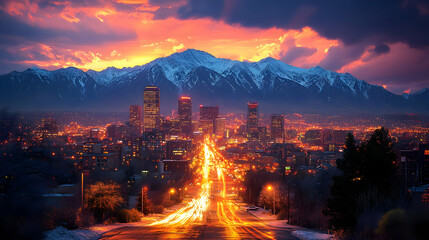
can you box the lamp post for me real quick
[81,172,84,213]
[169,188,175,201]
[267,185,276,215]
[287,180,291,223]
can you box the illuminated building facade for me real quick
[214,117,226,137]
[143,86,160,132]
[142,130,165,160]
[129,105,142,134]
[304,129,323,146]
[247,102,259,140]
[178,96,192,136]
[199,106,219,134]
[166,140,192,160]
[200,106,219,121]
[271,114,284,143]
[37,118,59,135]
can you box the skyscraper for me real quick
[199,105,219,134]
[200,106,219,120]
[214,117,226,137]
[247,102,258,140]
[143,86,160,132]
[271,114,284,143]
[178,96,192,136]
[130,105,142,134]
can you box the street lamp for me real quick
[169,188,175,201]
[267,185,276,215]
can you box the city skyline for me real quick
[1,1,429,240]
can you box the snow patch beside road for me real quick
[292,230,335,240]
[44,227,100,240]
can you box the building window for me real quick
[425,150,429,156]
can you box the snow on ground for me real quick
[292,230,335,240]
[266,220,302,229]
[237,204,276,221]
[248,208,277,221]
[44,200,191,240]
[44,227,101,240]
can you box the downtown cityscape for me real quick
[1,1,429,240]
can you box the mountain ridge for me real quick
[0,49,428,114]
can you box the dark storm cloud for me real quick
[150,0,187,20]
[319,44,367,71]
[280,46,316,64]
[374,43,391,54]
[279,39,317,64]
[177,0,429,48]
[0,12,135,46]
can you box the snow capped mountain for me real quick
[0,49,428,113]
[86,67,134,85]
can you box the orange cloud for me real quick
[0,0,339,73]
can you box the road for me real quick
[100,140,297,239]
[100,198,296,239]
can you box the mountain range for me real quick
[0,49,428,114]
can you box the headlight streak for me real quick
[149,138,275,239]
[149,139,212,227]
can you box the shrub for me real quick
[151,205,164,214]
[114,209,142,223]
[376,208,409,240]
[77,210,96,228]
[85,182,124,222]
[276,209,288,220]
[45,208,78,230]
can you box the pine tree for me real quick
[324,129,399,233]
[324,133,361,231]
[360,127,397,199]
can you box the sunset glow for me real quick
[0,0,428,93]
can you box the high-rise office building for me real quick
[271,114,284,143]
[130,105,142,134]
[178,96,192,136]
[200,106,219,121]
[247,102,259,139]
[214,117,226,137]
[143,86,160,132]
[199,105,219,134]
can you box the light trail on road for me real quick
[148,138,277,239]
[100,138,299,239]
[212,144,276,240]
[149,140,213,227]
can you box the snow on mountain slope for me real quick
[84,49,366,96]
[2,48,427,113]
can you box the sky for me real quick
[0,0,428,94]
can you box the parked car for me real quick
[246,206,259,211]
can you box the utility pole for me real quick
[81,172,84,213]
[287,180,290,223]
[273,190,276,215]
